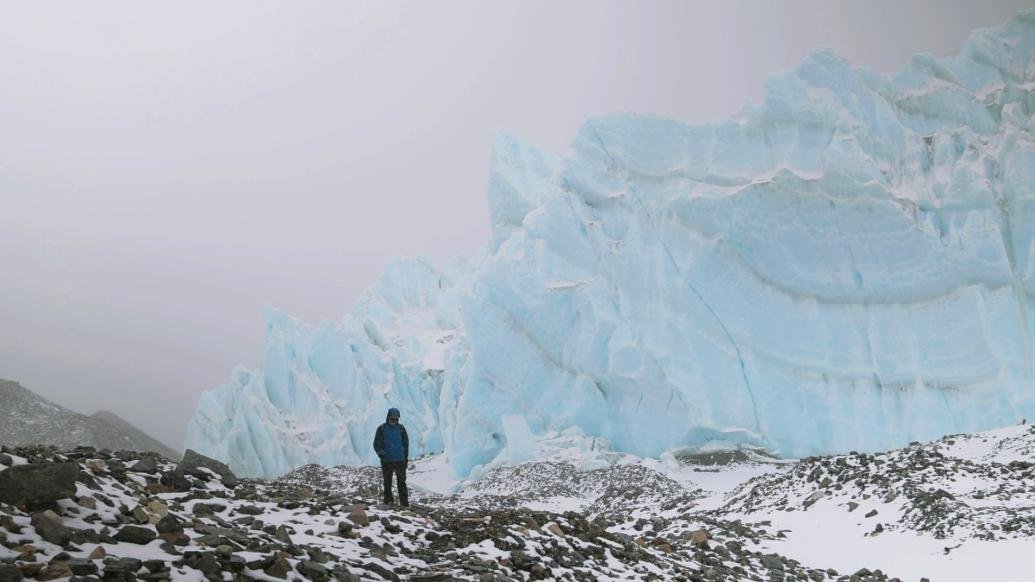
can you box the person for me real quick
[372,407,409,506]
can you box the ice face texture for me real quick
[187,11,1035,478]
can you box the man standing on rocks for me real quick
[372,407,409,507]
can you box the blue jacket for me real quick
[373,408,408,463]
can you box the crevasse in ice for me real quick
[186,10,1035,478]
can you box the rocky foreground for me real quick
[1,425,1033,581]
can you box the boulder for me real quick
[689,529,709,546]
[65,558,98,576]
[274,525,293,544]
[0,462,78,511]
[145,499,169,523]
[347,505,369,527]
[113,525,158,545]
[130,455,160,474]
[0,564,23,582]
[32,563,71,582]
[177,450,239,488]
[0,515,21,533]
[30,511,71,546]
[297,560,330,581]
[155,514,183,535]
[264,554,292,579]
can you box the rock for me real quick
[348,505,369,527]
[145,499,168,523]
[332,568,361,582]
[274,525,293,544]
[306,548,331,564]
[76,471,100,491]
[114,525,157,545]
[194,533,221,546]
[652,540,673,553]
[358,562,400,582]
[77,496,97,510]
[33,563,72,581]
[71,528,100,545]
[177,450,239,488]
[100,557,140,581]
[865,509,878,518]
[155,515,183,534]
[130,455,160,474]
[761,554,784,570]
[0,564,22,582]
[13,544,37,560]
[88,546,106,560]
[131,506,149,524]
[409,574,452,582]
[0,462,78,511]
[192,523,250,546]
[14,564,40,579]
[115,558,142,573]
[847,502,859,512]
[264,554,292,579]
[31,510,71,546]
[803,491,826,509]
[0,515,21,533]
[85,459,107,474]
[546,523,564,536]
[297,560,330,581]
[689,529,709,546]
[187,552,221,578]
[65,558,98,576]
[0,455,12,467]
[159,469,191,492]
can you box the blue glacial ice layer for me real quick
[187,10,1035,478]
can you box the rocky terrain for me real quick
[719,425,1035,544]
[0,425,1032,581]
[0,380,178,460]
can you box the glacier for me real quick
[187,10,1035,479]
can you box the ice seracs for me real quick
[188,9,1035,479]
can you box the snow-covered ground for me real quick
[281,423,1035,581]
[2,423,1032,580]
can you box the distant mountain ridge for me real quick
[0,379,179,459]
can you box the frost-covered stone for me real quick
[187,10,1035,479]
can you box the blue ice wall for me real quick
[187,10,1035,478]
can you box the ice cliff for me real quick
[187,10,1035,478]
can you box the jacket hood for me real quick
[386,407,401,421]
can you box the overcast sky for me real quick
[1,0,1030,449]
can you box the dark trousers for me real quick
[381,461,408,505]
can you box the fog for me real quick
[1,0,1029,449]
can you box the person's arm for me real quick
[401,425,409,460]
[373,425,385,459]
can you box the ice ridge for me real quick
[187,10,1035,478]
